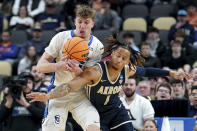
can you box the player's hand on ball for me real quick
[67,59,83,75]
[26,92,49,103]
[55,56,72,71]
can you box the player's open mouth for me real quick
[80,31,85,34]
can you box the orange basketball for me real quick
[62,37,89,62]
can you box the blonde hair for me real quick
[76,5,96,19]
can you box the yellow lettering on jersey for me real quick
[113,86,118,94]
[103,86,109,95]
[108,86,113,95]
[97,86,104,94]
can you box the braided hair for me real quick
[102,35,145,69]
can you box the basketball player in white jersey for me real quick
[36,5,104,131]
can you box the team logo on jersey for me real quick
[119,75,123,84]
[101,79,107,82]
[90,47,93,51]
[55,115,60,124]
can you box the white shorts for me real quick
[42,89,100,131]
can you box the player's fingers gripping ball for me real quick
[62,37,89,62]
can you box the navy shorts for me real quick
[100,104,133,131]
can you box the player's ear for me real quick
[91,21,95,28]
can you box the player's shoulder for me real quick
[92,35,103,47]
[55,30,72,38]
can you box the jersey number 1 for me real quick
[104,95,111,105]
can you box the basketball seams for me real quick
[70,48,89,55]
[62,37,89,62]
[65,39,72,53]
[67,40,86,54]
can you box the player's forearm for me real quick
[46,83,72,100]
[37,60,57,73]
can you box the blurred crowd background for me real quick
[0,0,197,131]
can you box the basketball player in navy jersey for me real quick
[27,36,191,131]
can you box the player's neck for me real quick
[106,62,122,78]
[106,62,121,81]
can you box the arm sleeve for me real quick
[10,17,17,26]
[28,0,45,17]
[1,45,19,59]
[135,66,170,77]
[143,100,155,120]
[12,0,21,15]
[26,102,45,119]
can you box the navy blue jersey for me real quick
[86,61,126,113]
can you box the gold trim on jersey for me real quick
[104,62,121,84]
[86,63,103,99]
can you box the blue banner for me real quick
[155,117,196,131]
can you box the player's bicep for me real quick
[39,52,54,63]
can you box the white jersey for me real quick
[45,30,104,87]
[42,30,103,131]
[120,94,155,130]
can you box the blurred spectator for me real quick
[140,42,161,68]
[18,26,47,58]
[176,0,197,10]
[94,0,120,33]
[170,79,186,99]
[0,12,8,33]
[155,83,172,100]
[183,64,191,73]
[137,80,151,100]
[17,45,39,74]
[12,0,45,18]
[187,3,197,31]
[123,32,139,51]
[146,27,166,58]
[36,1,66,31]
[173,31,196,64]
[148,78,157,97]
[153,0,176,5]
[161,40,188,69]
[91,0,102,12]
[191,68,197,81]
[168,9,195,45]
[0,30,19,63]
[0,0,12,17]
[60,0,89,29]
[122,0,147,5]
[143,119,158,131]
[120,78,154,130]
[194,123,197,131]
[157,76,170,84]
[31,65,48,93]
[10,6,34,30]
[188,86,197,118]
[42,74,52,86]
[0,72,45,131]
